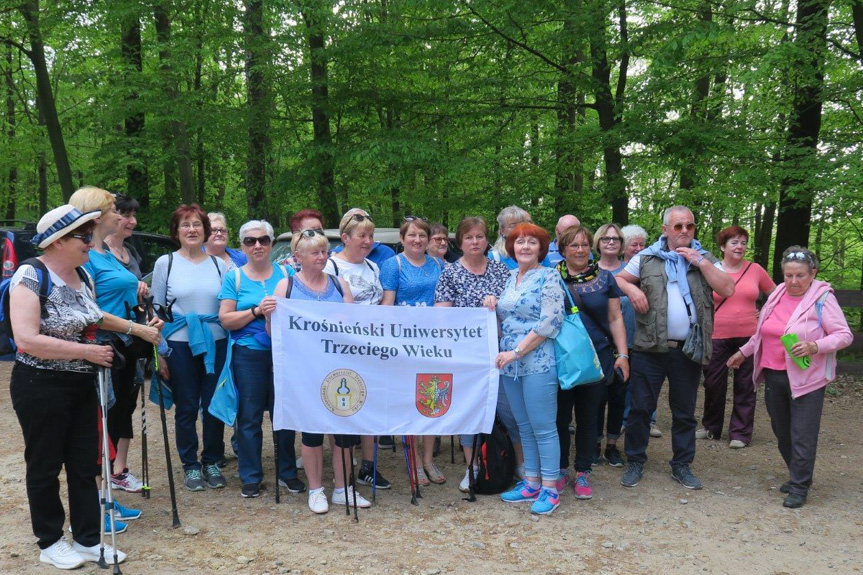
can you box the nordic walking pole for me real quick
[372,440,378,504]
[274,431,280,504]
[450,436,455,464]
[348,442,359,522]
[408,436,422,500]
[97,363,123,574]
[339,437,351,516]
[139,379,150,499]
[146,298,180,528]
[401,436,417,505]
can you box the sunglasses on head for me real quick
[242,235,272,247]
[300,228,325,238]
[68,232,93,244]
[671,222,696,232]
[404,215,428,223]
[351,214,373,223]
[784,251,813,263]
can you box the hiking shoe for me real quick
[649,424,663,438]
[729,440,747,449]
[779,481,791,494]
[500,480,541,503]
[104,514,128,534]
[671,465,703,490]
[377,435,395,447]
[331,485,371,508]
[356,464,392,489]
[184,468,206,492]
[621,462,644,488]
[241,482,261,498]
[605,445,624,467]
[574,471,593,500]
[278,477,306,493]
[695,428,716,440]
[111,469,143,493]
[783,492,806,508]
[39,538,85,570]
[204,464,227,489]
[111,500,141,521]
[555,469,570,492]
[71,541,126,564]
[296,456,304,470]
[530,487,560,515]
[459,467,478,493]
[308,488,329,514]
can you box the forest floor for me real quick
[0,362,861,575]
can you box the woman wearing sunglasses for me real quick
[727,246,851,508]
[380,216,446,485]
[218,220,302,499]
[323,208,392,490]
[152,204,229,492]
[266,228,364,514]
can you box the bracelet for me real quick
[618,353,629,359]
[250,307,259,318]
[125,320,133,335]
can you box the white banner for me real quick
[272,299,499,435]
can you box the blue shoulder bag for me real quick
[555,284,605,389]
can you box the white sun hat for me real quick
[31,205,101,249]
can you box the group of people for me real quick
[9,192,853,568]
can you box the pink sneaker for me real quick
[573,471,593,500]
[555,470,570,492]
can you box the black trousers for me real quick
[556,381,604,472]
[625,349,701,468]
[763,369,825,496]
[107,348,139,444]
[10,362,101,549]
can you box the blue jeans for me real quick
[232,345,297,485]
[501,371,560,481]
[167,339,228,470]
[459,381,521,449]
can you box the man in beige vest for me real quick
[615,206,734,490]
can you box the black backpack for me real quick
[466,417,516,498]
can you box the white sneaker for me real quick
[729,439,747,449]
[111,470,143,493]
[308,488,329,514]
[331,485,371,508]
[296,456,304,470]
[650,425,663,438]
[459,467,478,493]
[71,541,127,564]
[695,428,715,440]
[39,538,85,570]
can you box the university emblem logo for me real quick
[321,369,367,417]
[415,373,452,418]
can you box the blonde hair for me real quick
[493,205,531,258]
[208,212,228,229]
[69,186,115,217]
[339,208,375,238]
[291,229,329,254]
[593,223,624,255]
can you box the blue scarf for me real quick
[638,237,708,323]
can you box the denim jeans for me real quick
[625,349,701,468]
[501,371,560,481]
[459,381,521,448]
[166,339,228,470]
[232,345,297,485]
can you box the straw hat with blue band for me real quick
[31,205,102,249]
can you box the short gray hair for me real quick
[208,212,228,229]
[781,245,819,272]
[238,220,274,242]
[621,224,648,243]
[663,206,693,225]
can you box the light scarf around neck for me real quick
[639,236,708,323]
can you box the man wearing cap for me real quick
[614,205,734,491]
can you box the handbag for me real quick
[209,338,238,426]
[555,285,605,390]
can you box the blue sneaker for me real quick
[111,500,142,521]
[104,514,128,534]
[530,487,560,515]
[500,480,541,503]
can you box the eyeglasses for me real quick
[180,221,204,229]
[351,214,374,223]
[431,237,448,243]
[599,237,621,244]
[300,228,325,238]
[242,236,272,247]
[68,233,93,244]
[671,222,696,232]
[404,215,428,223]
[211,227,228,236]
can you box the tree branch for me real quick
[0,36,32,58]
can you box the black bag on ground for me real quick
[468,417,516,497]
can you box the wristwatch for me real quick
[513,346,521,359]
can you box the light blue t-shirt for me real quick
[218,264,294,350]
[84,249,139,317]
[379,254,443,306]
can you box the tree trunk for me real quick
[554,12,580,214]
[4,40,16,219]
[301,4,339,226]
[852,0,863,63]
[121,12,149,206]
[19,0,75,200]
[194,0,206,205]
[243,0,271,221]
[771,0,830,281]
[680,2,712,192]
[154,1,196,206]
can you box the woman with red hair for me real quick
[489,223,565,515]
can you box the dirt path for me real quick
[0,362,861,574]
